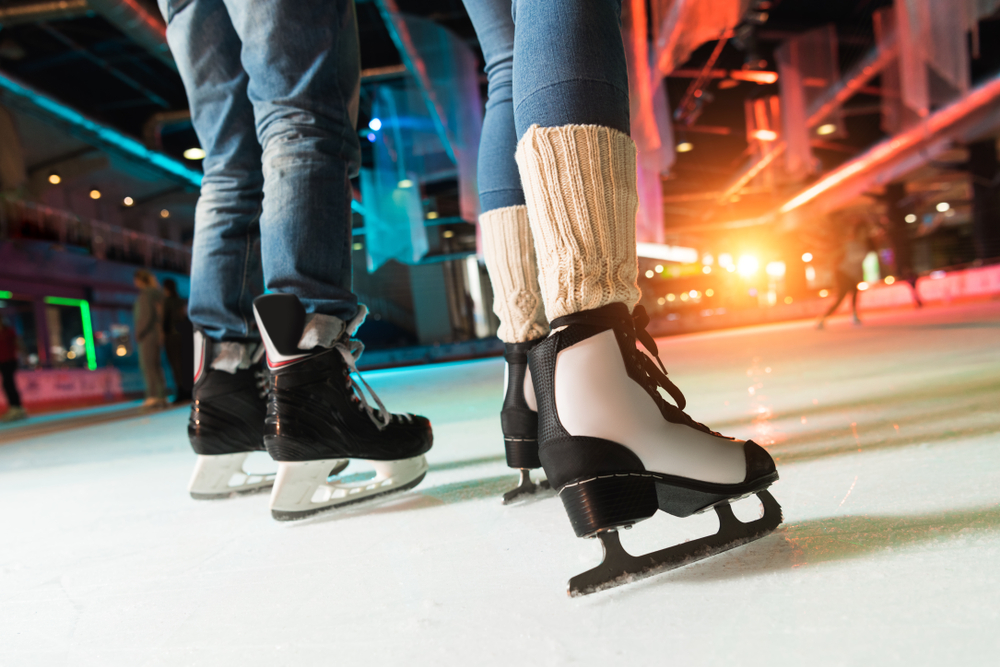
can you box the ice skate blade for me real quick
[568,490,782,597]
[270,455,428,521]
[502,469,551,505]
[188,453,278,500]
[189,455,348,500]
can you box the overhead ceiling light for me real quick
[816,123,837,136]
[904,214,917,223]
[398,179,413,189]
[801,252,813,262]
[442,230,454,238]
[936,202,950,212]
[123,197,134,206]
[368,118,382,131]
[752,129,778,141]
[48,173,62,185]
[160,209,170,218]
[676,142,694,153]
[426,212,439,220]
[729,70,778,84]
[183,147,206,160]
[89,189,101,200]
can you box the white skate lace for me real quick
[334,339,413,431]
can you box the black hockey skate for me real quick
[501,339,551,504]
[254,294,433,521]
[187,333,335,499]
[528,303,782,596]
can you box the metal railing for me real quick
[0,198,191,273]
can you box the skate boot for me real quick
[1,406,27,422]
[529,303,782,595]
[254,293,433,521]
[501,339,550,503]
[188,333,341,499]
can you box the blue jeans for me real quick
[159,0,361,340]
[462,0,630,213]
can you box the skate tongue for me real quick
[551,303,687,411]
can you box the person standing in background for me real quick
[162,278,194,404]
[133,270,168,408]
[817,220,875,329]
[0,318,26,422]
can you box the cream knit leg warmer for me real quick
[479,205,549,343]
[514,124,641,320]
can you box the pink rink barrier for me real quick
[841,264,1000,312]
[0,367,124,411]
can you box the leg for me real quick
[212,0,431,518]
[222,0,361,321]
[160,0,275,497]
[510,0,780,594]
[2,361,22,408]
[137,339,158,401]
[820,286,848,322]
[464,0,549,502]
[162,0,265,343]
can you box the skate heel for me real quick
[270,455,428,521]
[188,453,276,500]
[559,474,659,538]
[503,436,540,469]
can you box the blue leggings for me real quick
[462,0,631,213]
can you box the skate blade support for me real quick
[568,490,782,597]
[270,455,428,521]
[502,469,551,505]
[188,453,277,500]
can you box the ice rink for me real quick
[2,302,999,666]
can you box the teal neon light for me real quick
[44,297,97,371]
[0,71,203,187]
[0,70,366,214]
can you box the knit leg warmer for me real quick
[479,205,549,343]
[514,124,641,320]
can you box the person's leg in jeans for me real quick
[463,0,549,501]
[164,0,432,513]
[508,0,780,591]
[162,0,277,499]
[219,0,360,323]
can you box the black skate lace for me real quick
[551,304,715,435]
[334,339,413,430]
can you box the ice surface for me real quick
[1,303,999,666]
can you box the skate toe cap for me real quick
[743,440,777,483]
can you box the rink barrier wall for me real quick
[648,263,1000,337]
[2,265,996,415]
[0,367,124,411]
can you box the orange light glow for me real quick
[857,282,869,291]
[753,129,778,142]
[730,70,779,84]
[819,289,830,297]
[885,276,896,285]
